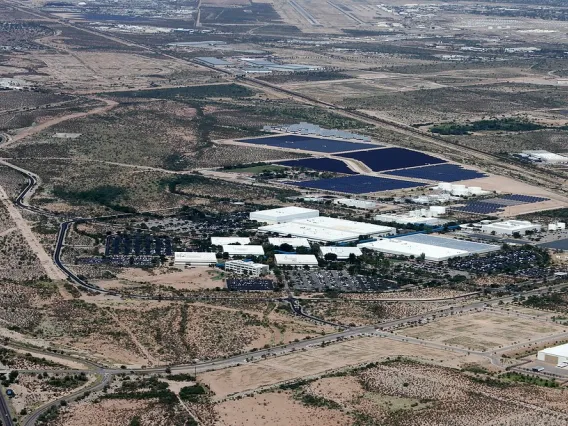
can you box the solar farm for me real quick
[238,135,378,153]
[453,195,549,215]
[291,175,425,194]
[276,157,356,174]
[339,148,446,172]
[105,234,173,256]
[385,164,487,182]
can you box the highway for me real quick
[0,391,14,426]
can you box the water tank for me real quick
[558,222,566,230]
[548,224,558,231]
[438,182,453,191]
[430,206,446,215]
[469,186,483,195]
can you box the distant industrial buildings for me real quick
[376,207,448,226]
[333,198,378,210]
[250,206,319,224]
[274,254,319,268]
[359,234,500,262]
[224,260,269,277]
[174,252,217,267]
[480,220,541,236]
[435,182,489,197]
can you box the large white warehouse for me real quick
[481,220,541,236]
[538,343,568,365]
[211,237,251,245]
[174,252,217,267]
[259,222,359,243]
[268,237,310,248]
[250,206,319,224]
[274,254,319,268]
[320,246,362,260]
[222,245,265,256]
[359,234,499,262]
[294,217,395,238]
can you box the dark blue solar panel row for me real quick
[384,164,486,182]
[276,158,356,174]
[500,194,549,203]
[239,135,378,153]
[290,175,424,194]
[452,202,503,214]
[339,147,446,172]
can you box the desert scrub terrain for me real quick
[234,360,568,426]
[301,299,442,326]
[0,164,27,199]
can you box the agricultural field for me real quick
[396,311,566,351]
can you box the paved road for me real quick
[0,392,14,426]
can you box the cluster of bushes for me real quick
[430,118,547,135]
[53,185,136,213]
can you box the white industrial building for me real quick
[222,245,265,256]
[520,150,568,164]
[358,234,499,262]
[268,237,310,248]
[376,206,448,226]
[436,182,489,197]
[480,220,541,236]
[174,252,217,267]
[320,246,362,260]
[211,237,251,245]
[274,254,319,268]
[224,260,269,277]
[538,343,568,365]
[250,206,319,224]
[294,217,395,238]
[259,222,359,243]
[333,198,378,209]
[548,222,566,232]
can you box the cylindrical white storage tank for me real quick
[438,182,453,191]
[451,184,466,191]
[549,224,558,231]
[558,222,566,230]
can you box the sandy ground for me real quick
[397,311,566,351]
[216,391,351,426]
[5,346,90,370]
[0,184,64,280]
[201,337,485,398]
[108,267,226,290]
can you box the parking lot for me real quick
[448,249,551,277]
[285,270,400,292]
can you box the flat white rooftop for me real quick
[320,246,362,259]
[359,239,466,261]
[294,216,395,236]
[268,237,310,248]
[250,206,319,223]
[539,343,568,358]
[275,254,319,266]
[259,222,359,243]
[211,237,251,245]
[174,252,217,263]
[222,245,265,255]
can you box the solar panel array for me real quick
[339,147,446,172]
[399,234,499,254]
[276,157,356,174]
[384,164,487,182]
[290,175,425,194]
[452,194,549,215]
[239,135,378,153]
[105,234,173,256]
[227,278,274,291]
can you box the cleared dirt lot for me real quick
[396,311,566,351]
[201,337,485,398]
